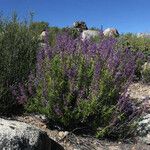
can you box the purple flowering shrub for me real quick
[14,32,141,139]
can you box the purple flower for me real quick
[16,83,28,104]
[68,66,77,79]
[54,104,63,116]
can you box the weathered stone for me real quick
[137,114,150,144]
[0,118,64,150]
[58,131,69,139]
[103,28,119,37]
[34,114,49,123]
[81,30,100,41]
[39,30,47,41]
[142,62,150,72]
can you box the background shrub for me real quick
[117,33,149,80]
[0,13,39,115]
[29,21,49,34]
[48,27,61,46]
[61,27,81,39]
[118,33,150,58]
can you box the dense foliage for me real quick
[12,32,141,139]
[0,14,148,140]
[0,14,39,115]
[118,33,150,59]
[117,33,150,80]
[29,21,49,34]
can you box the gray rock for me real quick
[137,114,150,144]
[39,30,47,41]
[103,28,119,37]
[34,114,48,123]
[0,118,64,150]
[81,30,100,41]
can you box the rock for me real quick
[81,30,100,41]
[73,21,88,32]
[64,131,69,137]
[59,131,65,138]
[39,30,49,48]
[39,30,47,41]
[0,118,64,150]
[142,62,150,72]
[58,131,69,139]
[34,114,49,123]
[103,28,119,37]
[81,28,119,41]
[137,114,150,144]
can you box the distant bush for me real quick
[117,33,150,80]
[29,21,49,34]
[47,27,81,47]
[14,32,141,139]
[61,27,81,39]
[0,13,39,115]
[48,27,61,46]
[118,33,150,59]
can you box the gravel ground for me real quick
[14,115,150,150]
[128,82,150,101]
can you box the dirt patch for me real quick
[13,114,149,150]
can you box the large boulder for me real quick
[81,30,100,41]
[81,28,119,41]
[103,28,119,37]
[0,118,64,150]
[73,21,88,32]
